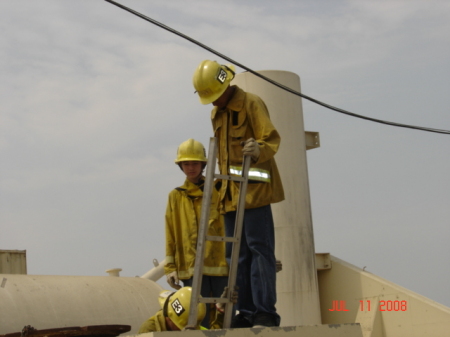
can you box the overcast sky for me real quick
[1,0,449,309]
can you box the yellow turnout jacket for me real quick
[138,310,167,333]
[211,85,285,213]
[164,177,228,279]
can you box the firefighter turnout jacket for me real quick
[164,177,228,279]
[211,85,285,213]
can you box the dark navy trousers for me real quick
[225,204,280,325]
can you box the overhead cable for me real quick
[104,0,450,135]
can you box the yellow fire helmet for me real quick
[158,290,174,308]
[193,60,236,105]
[175,138,207,164]
[161,287,206,330]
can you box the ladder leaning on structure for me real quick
[186,137,251,330]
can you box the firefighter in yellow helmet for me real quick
[138,286,238,332]
[138,287,208,332]
[192,61,284,328]
[192,60,236,105]
[164,139,228,328]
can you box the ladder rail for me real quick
[186,137,251,330]
[222,154,251,328]
[186,137,218,329]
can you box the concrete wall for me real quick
[140,324,363,337]
[232,71,321,326]
[318,255,450,337]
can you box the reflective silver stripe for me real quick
[229,165,271,182]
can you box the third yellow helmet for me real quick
[162,287,206,330]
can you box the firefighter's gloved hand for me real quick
[276,259,282,273]
[216,286,239,313]
[166,271,181,290]
[241,138,260,162]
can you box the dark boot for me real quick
[252,313,280,328]
[231,313,253,328]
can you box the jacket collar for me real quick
[211,85,245,119]
[177,177,205,197]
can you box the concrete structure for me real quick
[141,324,363,337]
[232,71,321,326]
[2,253,450,336]
[318,255,450,337]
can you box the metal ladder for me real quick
[186,137,251,330]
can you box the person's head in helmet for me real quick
[192,60,236,108]
[160,287,206,330]
[175,139,207,184]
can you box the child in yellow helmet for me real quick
[163,139,228,328]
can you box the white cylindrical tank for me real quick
[232,71,321,326]
[0,274,163,335]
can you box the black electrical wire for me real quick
[105,0,450,135]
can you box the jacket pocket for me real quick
[229,111,249,162]
[213,116,222,136]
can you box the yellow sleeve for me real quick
[246,93,280,164]
[164,193,177,274]
[210,310,224,330]
[138,315,158,333]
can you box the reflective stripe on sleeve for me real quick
[229,165,271,182]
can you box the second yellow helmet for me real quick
[175,139,207,164]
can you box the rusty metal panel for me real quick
[0,325,131,337]
[0,250,27,274]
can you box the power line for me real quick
[104,0,450,135]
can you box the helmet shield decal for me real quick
[216,68,227,84]
[171,298,186,316]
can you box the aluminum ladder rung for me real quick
[198,297,231,304]
[205,235,239,243]
[214,174,246,182]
